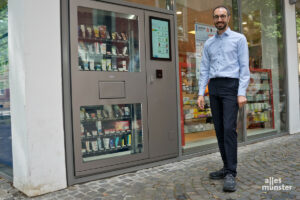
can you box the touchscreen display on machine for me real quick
[150,17,171,60]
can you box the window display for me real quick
[179,24,216,139]
[246,69,274,130]
[77,7,140,72]
[242,0,286,136]
[180,62,214,132]
[80,103,143,162]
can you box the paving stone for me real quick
[86,191,99,197]
[0,134,300,200]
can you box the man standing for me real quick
[197,6,250,192]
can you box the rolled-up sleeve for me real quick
[198,44,210,96]
[237,36,250,96]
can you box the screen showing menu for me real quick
[150,17,171,60]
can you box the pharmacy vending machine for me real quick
[66,0,178,179]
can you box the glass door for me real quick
[175,0,240,151]
[70,0,148,175]
[241,0,286,138]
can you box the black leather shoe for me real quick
[209,168,226,180]
[223,174,237,192]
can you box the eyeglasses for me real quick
[213,15,227,20]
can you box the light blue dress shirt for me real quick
[198,28,250,96]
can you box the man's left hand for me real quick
[238,96,247,108]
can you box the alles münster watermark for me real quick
[262,177,293,191]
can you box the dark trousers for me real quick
[208,78,239,177]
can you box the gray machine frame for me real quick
[62,0,182,185]
[70,0,150,176]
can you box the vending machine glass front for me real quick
[77,7,140,72]
[80,103,143,162]
[72,5,146,167]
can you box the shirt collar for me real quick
[215,27,231,37]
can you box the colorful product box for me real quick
[103,138,110,150]
[102,59,107,71]
[91,140,98,151]
[86,26,93,38]
[93,26,100,38]
[115,121,130,131]
[92,130,98,136]
[100,43,106,54]
[110,138,115,149]
[115,137,120,148]
[80,24,86,38]
[85,141,91,152]
[106,59,112,71]
[99,25,107,39]
[97,121,102,135]
[127,134,131,146]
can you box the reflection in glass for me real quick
[242,0,286,137]
[0,0,13,176]
[77,7,140,72]
[80,104,143,162]
[296,2,300,107]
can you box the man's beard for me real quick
[215,22,227,31]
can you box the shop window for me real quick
[124,0,173,10]
[0,0,13,175]
[176,0,239,150]
[242,0,287,137]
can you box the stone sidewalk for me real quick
[0,134,300,200]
